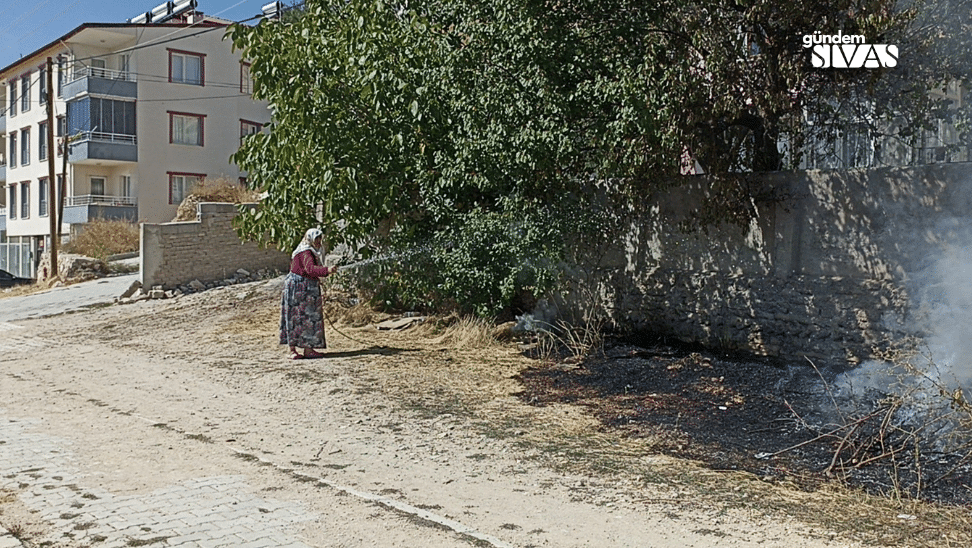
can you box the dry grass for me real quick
[209,288,972,547]
[63,218,139,261]
[0,282,54,299]
[189,176,260,203]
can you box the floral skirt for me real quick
[280,273,326,349]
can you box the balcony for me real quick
[0,160,5,184]
[63,67,137,100]
[62,195,137,224]
[68,131,137,165]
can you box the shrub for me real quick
[174,177,262,221]
[188,176,261,203]
[63,218,139,261]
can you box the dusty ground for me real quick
[1,277,970,547]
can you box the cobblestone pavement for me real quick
[0,413,315,548]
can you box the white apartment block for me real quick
[0,0,269,270]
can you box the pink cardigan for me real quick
[289,249,332,280]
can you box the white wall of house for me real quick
[0,19,269,238]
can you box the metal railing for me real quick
[0,207,6,216]
[75,131,137,145]
[69,66,135,83]
[66,195,137,207]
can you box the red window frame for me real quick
[168,111,207,147]
[167,48,206,86]
[167,171,206,205]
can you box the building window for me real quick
[56,116,66,156]
[57,57,65,97]
[39,177,48,217]
[8,132,16,168]
[66,97,136,140]
[240,119,262,145]
[121,175,132,197]
[169,112,205,146]
[8,80,16,117]
[20,75,30,112]
[90,176,106,197]
[8,184,15,219]
[39,67,47,106]
[20,128,30,166]
[90,58,107,79]
[168,172,204,205]
[240,62,252,94]
[39,121,48,161]
[168,49,205,86]
[20,181,29,219]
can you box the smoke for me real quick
[831,218,972,445]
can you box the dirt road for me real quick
[0,278,881,547]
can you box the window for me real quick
[8,132,16,168]
[39,177,48,217]
[121,175,133,197]
[90,58,107,79]
[39,121,48,161]
[168,49,204,86]
[20,75,30,112]
[240,62,252,94]
[8,80,16,117]
[119,54,131,80]
[39,67,47,106]
[20,128,30,166]
[7,184,15,219]
[20,181,29,219]
[240,120,262,145]
[90,176,106,197]
[56,116,66,156]
[168,172,204,205]
[67,98,136,139]
[169,112,205,146]
[57,57,65,97]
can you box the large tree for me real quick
[229,0,970,315]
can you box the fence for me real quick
[0,242,33,279]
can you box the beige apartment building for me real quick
[0,1,269,276]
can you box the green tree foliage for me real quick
[229,0,970,316]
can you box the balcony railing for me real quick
[76,131,137,145]
[69,66,135,84]
[66,195,137,207]
[0,207,6,216]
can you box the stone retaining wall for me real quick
[576,162,972,365]
[140,202,290,291]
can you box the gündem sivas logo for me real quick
[803,31,898,68]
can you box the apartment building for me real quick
[0,0,269,274]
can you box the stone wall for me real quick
[140,202,290,291]
[579,162,972,365]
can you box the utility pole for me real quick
[46,56,58,280]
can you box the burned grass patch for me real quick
[515,340,972,507]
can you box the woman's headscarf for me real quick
[292,228,324,261]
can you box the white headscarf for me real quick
[292,228,324,262]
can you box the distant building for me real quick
[0,0,269,269]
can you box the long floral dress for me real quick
[280,250,331,348]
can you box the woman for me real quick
[280,228,336,359]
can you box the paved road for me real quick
[0,274,138,322]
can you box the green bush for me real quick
[346,208,565,318]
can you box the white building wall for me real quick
[1,20,270,237]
